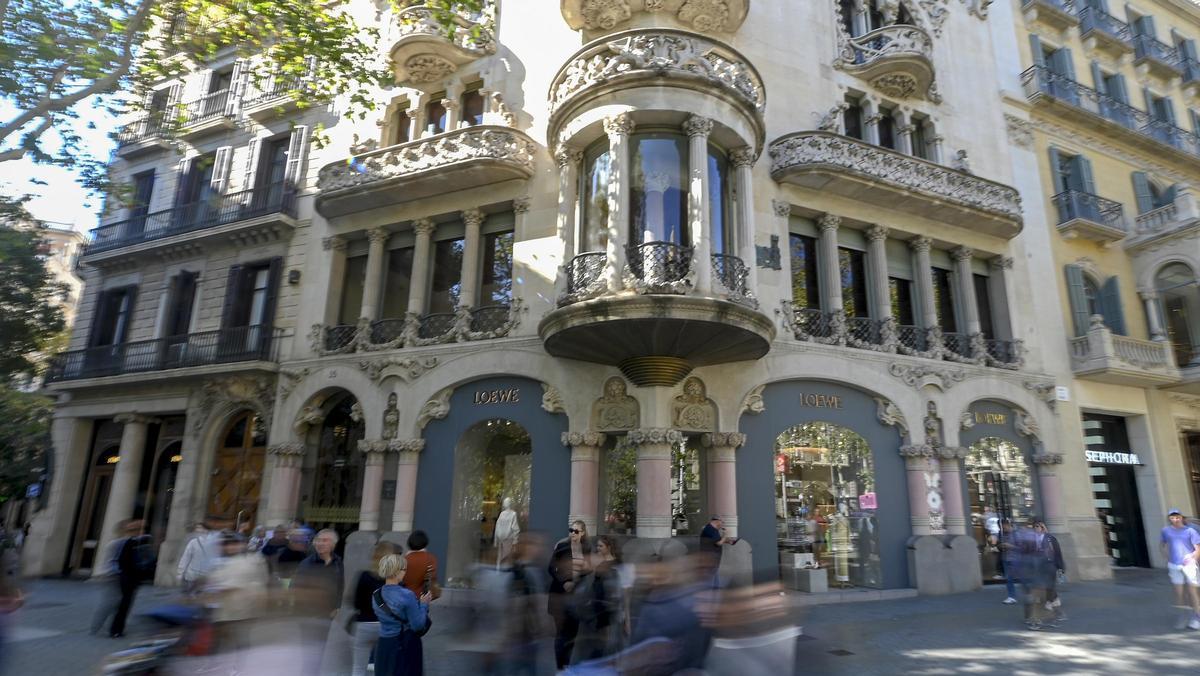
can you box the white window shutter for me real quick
[210,146,233,194]
[224,60,245,117]
[243,137,260,192]
[284,125,310,188]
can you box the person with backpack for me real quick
[372,553,431,676]
[110,519,154,638]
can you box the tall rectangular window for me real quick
[974,274,995,338]
[393,108,411,144]
[878,113,896,150]
[843,101,864,140]
[480,230,514,305]
[178,153,215,206]
[166,271,198,338]
[339,255,367,325]
[789,234,820,309]
[932,267,957,333]
[429,237,464,314]
[90,287,136,347]
[425,95,448,135]
[911,122,929,160]
[889,277,915,325]
[381,247,415,319]
[259,137,289,190]
[461,89,485,127]
[839,247,869,317]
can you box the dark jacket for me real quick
[547,537,591,596]
[630,582,711,673]
[294,552,344,615]
[354,570,385,622]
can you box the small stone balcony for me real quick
[1022,0,1078,32]
[315,126,537,219]
[1078,6,1132,59]
[312,301,524,356]
[1052,189,1127,243]
[176,89,236,138]
[115,113,175,157]
[768,131,1024,239]
[1132,34,1183,81]
[388,4,496,86]
[835,24,937,102]
[1125,185,1200,250]
[1069,316,1179,386]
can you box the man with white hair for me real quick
[293,528,344,676]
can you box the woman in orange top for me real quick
[401,530,439,599]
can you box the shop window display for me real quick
[446,418,531,587]
[600,437,637,535]
[774,422,881,589]
[965,437,1035,582]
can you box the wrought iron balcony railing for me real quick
[1052,190,1126,232]
[318,300,524,355]
[942,331,974,359]
[793,308,840,340]
[626,241,693,289]
[846,316,884,346]
[1078,6,1131,43]
[711,253,750,298]
[564,252,607,298]
[1133,34,1182,71]
[897,324,928,353]
[116,113,176,146]
[86,182,296,255]
[45,327,283,383]
[179,88,232,126]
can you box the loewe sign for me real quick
[799,393,844,409]
[974,412,1008,425]
[473,388,521,405]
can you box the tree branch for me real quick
[0,0,158,153]
[0,116,54,163]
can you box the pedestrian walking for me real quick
[548,520,591,669]
[1032,520,1066,622]
[350,541,398,676]
[572,534,626,663]
[205,532,268,651]
[177,521,220,595]
[108,519,153,638]
[1161,508,1200,629]
[401,530,439,601]
[998,518,1020,605]
[372,553,431,676]
[1011,519,1053,631]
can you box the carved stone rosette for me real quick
[701,432,746,448]
[387,439,426,454]
[1031,453,1064,465]
[899,444,936,458]
[562,431,608,448]
[627,428,685,445]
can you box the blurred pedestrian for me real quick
[500,532,550,675]
[1161,508,1200,629]
[246,526,267,553]
[1032,520,1066,622]
[108,519,152,638]
[373,553,431,676]
[351,541,398,676]
[628,552,712,673]
[402,530,440,601]
[572,534,625,663]
[177,521,220,596]
[274,528,311,587]
[294,529,344,617]
[999,518,1019,605]
[1013,518,1055,631]
[206,532,267,651]
[548,520,591,669]
[699,516,729,587]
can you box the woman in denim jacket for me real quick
[372,553,431,676]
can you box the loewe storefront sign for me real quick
[473,388,521,405]
[799,393,844,409]
[974,411,1008,425]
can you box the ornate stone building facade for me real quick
[23,0,1098,594]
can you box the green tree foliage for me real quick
[0,389,52,505]
[0,222,65,380]
[0,0,487,195]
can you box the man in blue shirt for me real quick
[1161,509,1200,630]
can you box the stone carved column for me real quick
[818,214,844,320]
[407,220,436,316]
[863,99,882,145]
[556,146,583,266]
[628,428,683,539]
[1141,290,1167,341]
[774,200,792,285]
[910,237,938,331]
[360,228,390,322]
[460,209,485,309]
[563,432,605,535]
[989,256,1016,341]
[264,442,306,526]
[702,432,745,537]
[357,440,392,531]
[684,115,714,294]
[442,98,460,132]
[866,226,892,321]
[390,440,426,533]
[897,123,915,156]
[951,246,981,336]
[95,413,159,575]
[322,236,349,328]
[730,147,757,297]
[938,447,969,536]
[604,114,634,293]
[899,444,937,536]
[1033,452,1067,533]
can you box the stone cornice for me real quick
[267,442,305,456]
[560,0,750,33]
[114,413,161,426]
[701,432,746,448]
[387,439,426,453]
[627,427,685,445]
[562,431,607,447]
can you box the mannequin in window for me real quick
[494,497,520,569]
[831,502,852,586]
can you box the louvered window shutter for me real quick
[1091,62,1107,94]
[1101,276,1126,335]
[1132,171,1155,214]
[243,137,260,192]
[284,125,310,188]
[224,60,245,117]
[1077,156,1097,195]
[1030,34,1046,68]
[220,265,245,330]
[210,146,232,194]
[1111,74,1129,104]
[173,157,193,208]
[1048,147,1066,194]
[1065,265,1091,337]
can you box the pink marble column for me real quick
[390,440,425,532]
[702,432,745,537]
[563,432,605,535]
[358,440,389,531]
[900,444,937,536]
[939,448,968,536]
[629,428,682,539]
[1033,451,1067,532]
[265,443,305,526]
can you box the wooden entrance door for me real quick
[207,411,267,531]
[71,446,120,574]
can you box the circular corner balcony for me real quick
[389,4,497,86]
[547,28,766,153]
[538,242,775,387]
[560,0,749,33]
[315,126,537,219]
[768,131,1024,239]
[834,24,937,102]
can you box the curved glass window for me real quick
[775,422,880,589]
[581,145,612,254]
[1156,263,1200,366]
[965,436,1034,582]
[708,148,730,255]
[631,134,688,245]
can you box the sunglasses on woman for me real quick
[569,528,582,534]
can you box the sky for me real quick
[0,100,118,232]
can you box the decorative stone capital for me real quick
[562,431,607,448]
[682,115,714,138]
[412,219,436,237]
[899,444,936,458]
[818,213,841,232]
[1138,289,1160,301]
[875,397,908,439]
[909,236,932,254]
[387,439,426,453]
[322,235,347,252]
[938,446,969,460]
[555,145,583,168]
[627,427,684,445]
[357,439,389,455]
[268,442,305,456]
[1032,453,1064,465]
[440,98,458,111]
[701,432,746,448]
[950,246,973,263]
[114,413,160,426]
[366,228,390,245]
[462,208,486,228]
[742,384,765,415]
[603,113,635,137]
[772,200,791,218]
[990,256,1014,271]
[729,146,755,169]
[513,196,532,214]
[866,225,889,242]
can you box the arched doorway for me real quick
[774,422,880,589]
[445,418,532,586]
[964,436,1035,582]
[71,444,120,573]
[207,410,268,531]
[304,393,365,542]
[145,441,181,548]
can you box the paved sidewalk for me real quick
[4,568,1195,675]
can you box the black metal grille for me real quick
[86,182,296,254]
[711,253,749,296]
[565,252,606,295]
[179,89,231,126]
[470,305,511,334]
[1079,6,1130,42]
[243,75,304,108]
[369,318,406,344]
[986,338,1021,365]
[46,327,282,382]
[897,324,928,352]
[1133,34,1182,71]
[626,241,693,286]
[116,113,175,146]
[943,332,973,358]
[846,316,882,345]
[324,324,357,351]
[795,308,836,339]
[419,313,457,340]
[1052,190,1125,232]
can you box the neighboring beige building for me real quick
[24,0,1104,596]
[995,0,1200,575]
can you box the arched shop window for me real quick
[774,422,881,589]
[965,436,1035,582]
[446,418,532,587]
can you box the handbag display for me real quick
[373,587,432,638]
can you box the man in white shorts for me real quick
[1161,509,1200,630]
